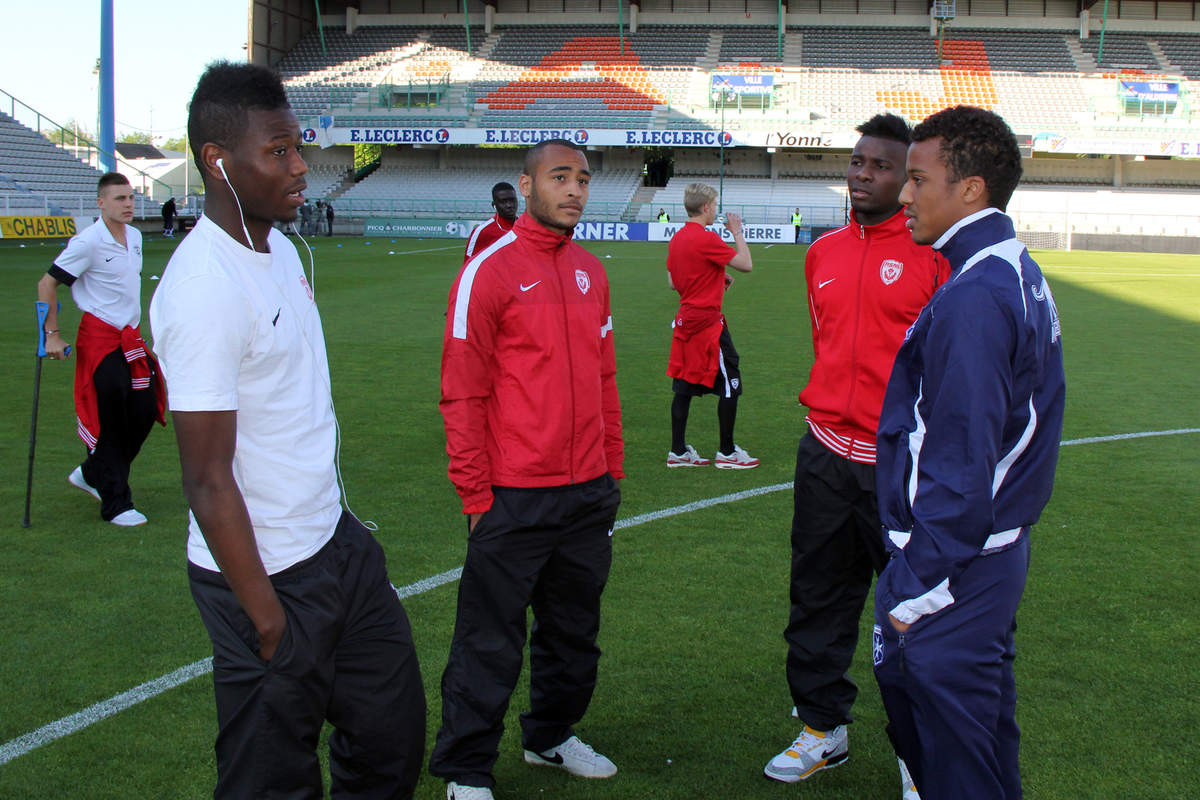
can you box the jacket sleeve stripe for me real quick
[600,315,613,338]
[992,395,1037,497]
[465,219,490,259]
[452,230,517,340]
[906,379,928,510]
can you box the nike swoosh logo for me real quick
[607,528,614,537]
[105,257,116,262]
[818,278,836,289]
[539,752,564,765]
[272,309,280,326]
[520,281,541,292]
[820,747,841,759]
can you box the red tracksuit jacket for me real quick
[441,213,625,514]
[463,213,514,262]
[800,208,950,463]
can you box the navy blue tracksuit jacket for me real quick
[872,207,1066,800]
[875,208,1065,621]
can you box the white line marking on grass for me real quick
[3,427,1197,764]
[0,659,213,766]
[614,482,792,530]
[394,567,463,599]
[389,244,462,255]
[1060,428,1200,446]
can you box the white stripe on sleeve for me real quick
[452,231,517,340]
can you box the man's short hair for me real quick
[683,183,718,216]
[97,171,130,194]
[492,181,515,197]
[187,61,290,175]
[856,113,912,146]
[911,105,1023,211]
[523,139,583,175]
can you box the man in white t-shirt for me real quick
[37,171,164,526]
[149,61,425,799]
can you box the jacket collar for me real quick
[849,207,909,235]
[514,212,573,251]
[934,208,1015,268]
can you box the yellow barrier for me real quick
[0,216,77,239]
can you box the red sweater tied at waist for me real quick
[74,312,166,449]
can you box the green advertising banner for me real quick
[363,218,479,238]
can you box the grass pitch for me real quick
[0,233,1197,798]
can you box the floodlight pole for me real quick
[778,0,784,62]
[618,0,624,57]
[98,0,115,172]
[313,0,327,58]
[718,93,726,213]
[464,0,472,56]
[1097,0,1110,66]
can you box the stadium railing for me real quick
[0,89,173,206]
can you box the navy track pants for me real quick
[873,536,1029,800]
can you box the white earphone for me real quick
[216,156,254,250]
[215,157,355,523]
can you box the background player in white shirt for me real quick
[37,171,163,526]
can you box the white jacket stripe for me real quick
[452,231,518,340]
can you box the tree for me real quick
[161,136,187,154]
[119,131,154,145]
[41,118,94,147]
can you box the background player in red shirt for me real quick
[764,114,948,796]
[665,182,757,469]
[463,181,519,262]
[434,140,624,800]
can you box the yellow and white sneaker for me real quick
[900,756,921,800]
[763,724,848,783]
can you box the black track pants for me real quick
[81,347,157,520]
[190,511,426,799]
[429,474,621,788]
[784,432,886,731]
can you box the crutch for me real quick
[23,301,69,527]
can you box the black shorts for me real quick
[672,325,742,399]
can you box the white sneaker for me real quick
[68,466,100,501]
[899,756,921,800]
[763,724,848,783]
[110,509,148,527]
[667,445,710,467]
[714,444,760,469]
[524,735,617,779]
[446,783,494,800]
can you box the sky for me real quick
[2,0,251,143]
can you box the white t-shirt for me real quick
[149,215,341,574]
[53,219,143,329]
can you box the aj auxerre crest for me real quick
[880,259,904,285]
[575,269,591,295]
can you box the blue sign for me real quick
[712,74,775,96]
[1119,81,1179,102]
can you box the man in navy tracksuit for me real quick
[872,105,1066,800]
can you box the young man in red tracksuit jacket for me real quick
[765,115,949,797]
[433,139,624,800]
[463,181,519,262]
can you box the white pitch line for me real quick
[0,659,213,766]
[1060,428,1199,446]
[2,427,1197,766]
[385,244,462,255]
